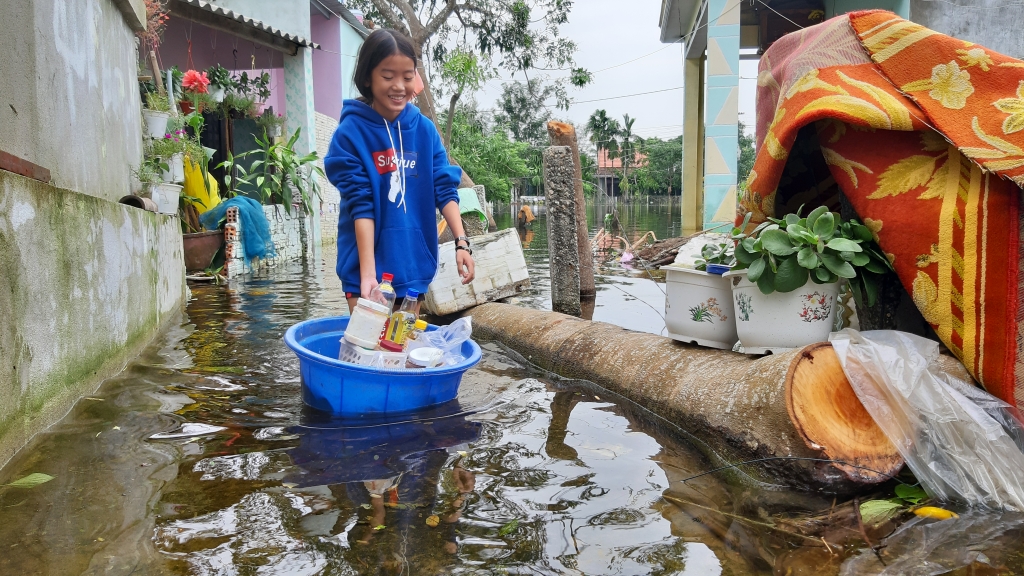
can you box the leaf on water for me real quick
[913,506,958,520]
[6,473,54,489]
[895,484,928,505]
[498,519,520,536]
[426,515,440,527]
[360,503,373,510]
[859,499,903,526]
[374,524,386,531]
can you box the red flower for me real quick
[182,70,210,94]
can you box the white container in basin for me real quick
[662,264,737,350]
[724,269,840,354]
[337,339,407,369]
[151,183,182,215]
[343,298,390,349]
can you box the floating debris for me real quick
[149,423,228,440]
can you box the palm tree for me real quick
[619,114,638,196]
[586,109,621,195]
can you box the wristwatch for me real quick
[455,235,471,247]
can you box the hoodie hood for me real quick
[339,99,421,131]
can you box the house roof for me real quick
[169,0,320,54]
[311,0,371,38]
[597,149,646,169]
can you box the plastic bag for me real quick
[830,329,1024,511]
[412,318,473,366]
[840,509,1024,576]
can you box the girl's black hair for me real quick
[353,29,417,103]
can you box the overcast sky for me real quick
[471,0,758,143]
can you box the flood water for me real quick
[2,200,1023,575]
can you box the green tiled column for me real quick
[703,0,740,229]
[284,47,321,256]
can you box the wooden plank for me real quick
[0,150,51,183]
[424,228,531,316]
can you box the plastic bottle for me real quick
[383,289,421,347]
[370,273,397,313]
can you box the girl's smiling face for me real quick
[368,53,416,122]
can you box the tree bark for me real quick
[547,121,596,299]
[444,91,461,149]
[456,302,934,493]
[544,146,582,317]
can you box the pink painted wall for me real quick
[155,17,285,114]
[311,16,342,120]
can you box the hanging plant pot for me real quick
[210,86,226,103]
[142,109,171,139]
[662,265,737,350]
[151,183,183,215]
[158,159,174,183]
[724,270,840,354]
[179,100,205,115]
[183,230,225,273]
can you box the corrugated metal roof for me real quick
[174,0,320,49]
[312,0,371,38]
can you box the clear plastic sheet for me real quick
[840,509,1024,575]
[830,329,1024,511]
[411,317,473,366]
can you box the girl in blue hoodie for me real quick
[325,29,475,312]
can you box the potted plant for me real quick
[142,92,172,139]
[255,110,287,138]
[724,206,892,354]
[218,127,325,216]
[149,130,187,183]
[132,156,163,200]
[235,71,271,115]
[179,69,211,114]
[206,64,233,103]
[661,216,749,350]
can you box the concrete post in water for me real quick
[547,121,596,300]
[544,146,582,317]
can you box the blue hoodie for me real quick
[325,100,461,297]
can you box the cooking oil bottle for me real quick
[382,289,420,347]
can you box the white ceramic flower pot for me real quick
[724,270,840,354]
[152,183,182,215]
[142,109,171,139]
[169,153,185,183]
[662,265,737,350]
[210,87,225,102]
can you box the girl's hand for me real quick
[456,249,475,284]
[361,276,380,302]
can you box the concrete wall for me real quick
[0,171,185,470]
[0,0,144,203]
[911,0,1024,59]
[312,16,343,119]
[315,111,340,245]
[827,0,909,18]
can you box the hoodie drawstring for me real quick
[384,118,407,212]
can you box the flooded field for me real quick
[1,200,1022,575]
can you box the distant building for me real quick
[596,149,647,197]
[658,0,1021,234]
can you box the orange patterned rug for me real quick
[741,10,1024,415]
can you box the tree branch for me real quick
[425,0,459,37]
[368,0,412,36]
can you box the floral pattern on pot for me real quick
[800,292,834,323]
[689,297,728,324]
[736,293,754,322]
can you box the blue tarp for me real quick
[199,197,276,261]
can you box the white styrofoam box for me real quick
[673,232,732,267]
[424,228,530,316]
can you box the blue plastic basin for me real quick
[284,316,481,416]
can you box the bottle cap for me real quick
[405,289,419,299]
[414,319,428,330]
[381,273,394,282]
[378,340,404,352]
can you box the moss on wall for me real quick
[0,171,185,469]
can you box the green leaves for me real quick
[732,209,893,297]
[498,519,520,536]
[860,499,904,527]
[5,473,54,489]
[760,229,798,256]
[895,484,928,505]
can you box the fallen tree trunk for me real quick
[460,303,970,494]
